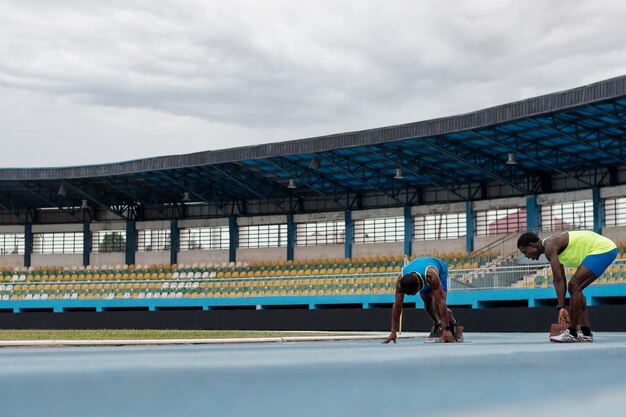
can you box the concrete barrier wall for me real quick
[2,305,626,332]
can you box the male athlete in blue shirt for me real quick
[383,257,459,343]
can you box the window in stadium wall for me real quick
[605,198,626,227]
[541,200,593,231]
[239,224,287,248]
[33,232,84,254]
[180,227,230,250]
[296,221,345,246]
[92,230,126,253]
[476,208,526,236]
[414,213,466,240]
[0,233,25,255]
[353,216,404,244]
[137,229,171,252]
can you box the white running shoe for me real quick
[577,331,594,342]
[550,329,579,343]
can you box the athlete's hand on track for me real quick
[441,329,457,343]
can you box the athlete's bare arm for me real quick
[427,268,456,343]
[543,233,572,326]
[543,233,569,307]
[383,278,404,344]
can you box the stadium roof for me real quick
[1,75,625,221]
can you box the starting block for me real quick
[549,323,580,338]
[426,325,464,343]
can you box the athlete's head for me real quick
[517,232,542,260]
[399,272,422,295]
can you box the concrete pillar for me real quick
[344,210,352,259]
[170,220,179,265]
[404,206,412,257]
[526,195,540,231]
[229,215,238,263]
[593,187,604,234]
[125,221,136,265]
[287,213,295,261]
[83,222,91,267]
[24,223,32,268]
[466,202,474,253]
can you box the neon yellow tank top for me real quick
[543,231,616,267]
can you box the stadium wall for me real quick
[135,251,171,266]
[134,220,171,265]
[0,225,24,267]
[3,185,626,268]
[412,238,466,256]
[90,252,126,266]
[238,247,287,263]
[294,244,345,262]
[31,254,83,268]
[3,305,626,332]
[472,196,527,211]
[177,218,230,264]
[603,226,626,244]
[178,249,229,265]
[1,255,23,268]
[353,242,404,259]
[29,224,83,267]
[474,235,503,248]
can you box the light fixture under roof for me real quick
[394,168,405,179]
[182,192,191,202]
[57,184,68,197]
[309,157,321,171]
[287,179,297,189]
[81,199,90,209]
[506,152,518,165]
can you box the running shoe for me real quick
[577,331,594,342]
[550,329,579,343]
[428,322,442,338]
[449,321,459,341]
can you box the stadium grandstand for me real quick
[1,75,626,330]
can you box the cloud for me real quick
[0,0,625,167]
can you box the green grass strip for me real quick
[0,329,353,340]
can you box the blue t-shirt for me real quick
[401,257,448,294]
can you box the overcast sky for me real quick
[1,0,625,168]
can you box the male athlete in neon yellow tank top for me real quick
[517,230,617,343]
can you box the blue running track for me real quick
[1,333,626,417]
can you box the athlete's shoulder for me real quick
[425,265,440,277]
[544,232,568,247]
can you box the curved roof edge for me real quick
[2,74,625,181]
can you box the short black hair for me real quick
[517,232,540,248]
[400,273,420,295]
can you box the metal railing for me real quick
[449,264,547,290]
